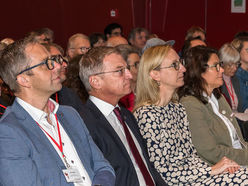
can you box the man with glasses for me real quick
[79,46,166,186]
[0,38,115,186]
[104,23,123,39]
[43,43,86,114]
[67,33,91,60]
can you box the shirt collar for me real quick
[89,95,119,117]
[16,97,59,122]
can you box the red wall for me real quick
[1,0,248,51]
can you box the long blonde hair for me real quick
[134,45,172,111]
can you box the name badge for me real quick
[62,167,84,183]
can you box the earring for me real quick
[157,81,160,86]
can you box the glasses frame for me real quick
[17,55,66,76]
[155,58,185,71]
[90,66,128,76]
[205,61,223,72]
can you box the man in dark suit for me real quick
[79,46,166,186]
[0,38,115,186]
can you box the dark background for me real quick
[1,0,248,51]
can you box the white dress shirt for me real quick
[90,96,154,186]
[16,98,91,186]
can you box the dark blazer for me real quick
[0,99,115,186]
[80,99,166,186]
[221,75,248,141]
[51,86,84,113]
[221,75,243,112]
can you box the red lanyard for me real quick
[224,79,236,105]
[36,114,64,157]
[55,93,59,103]
[0,104,6,109]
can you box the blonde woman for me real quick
[133,45,248,185]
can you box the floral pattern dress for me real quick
[133,102,248,185]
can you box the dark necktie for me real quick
[113,107,155,186]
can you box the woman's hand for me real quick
[211,156,240,175]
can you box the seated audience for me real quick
[231,37,248,111]
[128,27,149,54]
[104,22,123,39]
[116,44,140,111]
[181,36,207,58]
[63,54,89,103]
[106,36,128,47]
[179,46,248,166]
[79,46,166,186]
[219,43,248,140]
[27,27,54,44]
[185,26,206,42]
[66,33,91,60]
[0,38,115,186]
[89,32,106,47]
[133,45,248,185]
[142,38,175,54]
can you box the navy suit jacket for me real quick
[80,99,166,186]
[0,99,115,186]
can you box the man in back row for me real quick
[79,46,166,186]
[0,38,115,186]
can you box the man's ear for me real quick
[16,75,31,88]
[149,70,160,82]
[89,76,101,90]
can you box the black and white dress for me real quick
[133,102,248,185]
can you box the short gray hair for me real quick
[79,46,120,92]
[67,33,89,49]
[219,43,240,65]
[0,37,36,93]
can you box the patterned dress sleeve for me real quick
[133,104,211,184]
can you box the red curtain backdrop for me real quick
[0,0,248,51]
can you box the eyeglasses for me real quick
[155,59,185,71]
[17,55,66,76]
[205,61,223,72]
[226,62,240,68]
[90,66,128,77]
[71,46,91,53]
[127,62,139,70]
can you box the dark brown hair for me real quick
[178,45,221,104]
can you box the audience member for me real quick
[0,38,115,185]
[234,31,248,39]
[79,46,166,186]
[89,32,106,47]
[142,37,175,54]
[41,43,87,111]
[128,27,149,54]
[27,27,54,44]
[116,44,140,111]
[104,23,123,39]
[179,46,248,166]
[219,43,248,141]
[67,33,91,60]
[232,37,248,111]
[181,36,206,58]
[185,26,206,41]
[64,54,89,103]
[134,45,248,185]
[106,36,128,47]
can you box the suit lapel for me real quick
[12,100,67,169]
[86,100,135,158]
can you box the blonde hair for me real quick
[134,45,172,111]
